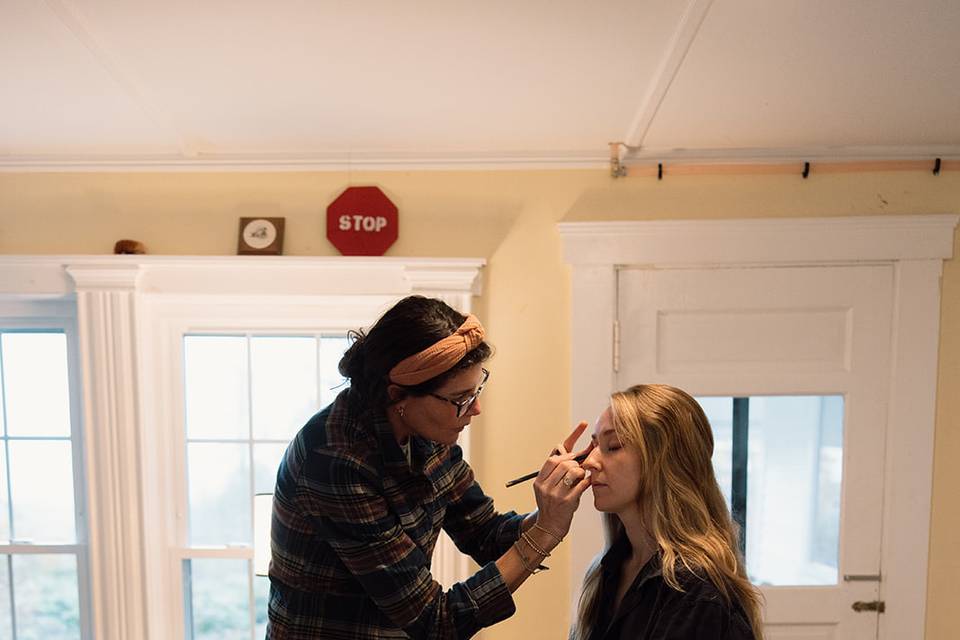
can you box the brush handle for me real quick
[504,452,588,488]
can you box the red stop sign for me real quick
[326,186,399,256]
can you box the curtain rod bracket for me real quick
[610,157,628,178]
[609,141,644,178]
[933,158,942,176]
[802,162,811,179]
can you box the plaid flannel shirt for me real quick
[267,390,526,639]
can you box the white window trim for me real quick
[0,255,483,640]
[558,214,958,639]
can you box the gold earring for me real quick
[397,406,405,418]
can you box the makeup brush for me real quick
[504,452,589,488]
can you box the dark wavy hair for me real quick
[338,296,492,418]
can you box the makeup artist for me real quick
[267,295,592,640]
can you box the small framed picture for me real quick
[238,217,285,255]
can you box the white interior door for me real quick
[617,264,893,640]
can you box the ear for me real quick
[386,384,407,402]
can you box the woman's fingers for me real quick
[559,467,587,488]
[538,442,587,481]
[562,421,589,454]
[548,457,586,486]
[540,421,590,481]
[569,472,592,497]
[532,459,592,535]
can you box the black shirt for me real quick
[588,536,755,640]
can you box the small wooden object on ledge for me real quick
[114,239,147,254]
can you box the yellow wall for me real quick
[1,169,957,639]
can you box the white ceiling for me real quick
[2,0,959,170]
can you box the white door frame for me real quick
[559,214,958,639]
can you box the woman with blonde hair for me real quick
[571,384,764,640]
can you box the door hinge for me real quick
[613,320,620,372]
[851,601,885,614]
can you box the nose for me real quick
[582,446,601,471]
[466,396,482,417]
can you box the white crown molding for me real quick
[0,150,609,172]
[404,263,484,295]
[558,214,959,266]
[3,145,958,172]
[0,255,485,298]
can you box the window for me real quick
[180,334,349,639]
[0,330,87,639]
[0,256,483,639]
[698,395,844,586]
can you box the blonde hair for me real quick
[571,384,764,640]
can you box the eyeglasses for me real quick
[429,368,489,418]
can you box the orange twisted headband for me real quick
[388,314,485,385]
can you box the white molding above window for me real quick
[558,214,958,266]
[0,255,484,298]
[559,214,958,640]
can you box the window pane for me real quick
[251,337,317,441]
[253,443,288,496]
[188,443,250,546]
[184,337,249,440]
[0,368,4,436]
[254,575,269,640]
[0,556,11,640]
[319,336,350,408]
[0,447,9,541]
[697,396,733,506]
[747,395,843,586]
[811,398,844,568]
[253,494,272,578]
[2,333,71,437]
[185,559,250,640]
[183,332,351,640]
[11,553,80,639]
[9,441,76,543]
